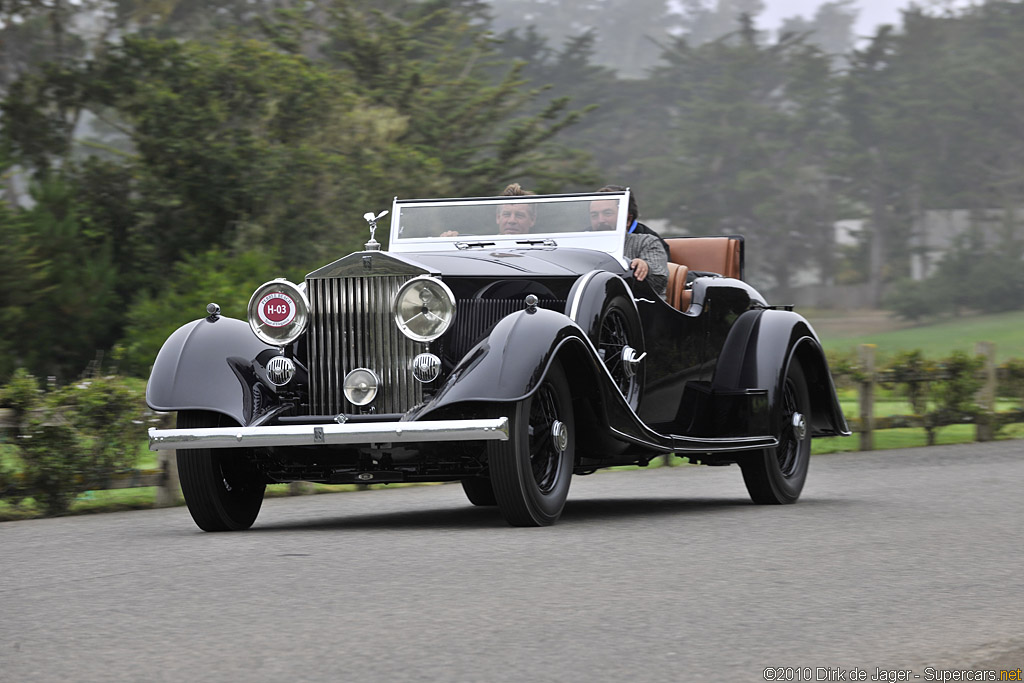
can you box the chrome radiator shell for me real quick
[305,253,433,415]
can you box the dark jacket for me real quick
[631,220,671,262]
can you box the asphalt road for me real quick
[2,441,1023,683]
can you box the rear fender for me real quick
[146,316,278,426]
[713,310,850,437]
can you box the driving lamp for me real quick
[393,276,456,342]
[247,279,309,347]
[344,368,379,406]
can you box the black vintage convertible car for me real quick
[147,190,849,530]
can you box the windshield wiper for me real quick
[455,241,497,250]
[515,238,557,246]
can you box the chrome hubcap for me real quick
[620,346,647,378]
[551,420,568,453]
[792,412,807,441]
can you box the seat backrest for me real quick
[665,237,743,280]
[665,262,690,311]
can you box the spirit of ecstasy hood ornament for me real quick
[362,210,388,251]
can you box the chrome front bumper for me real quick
[148,417,509,451]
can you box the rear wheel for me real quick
[177,410,266,531]
[489,360,574,526]
[740,360,811,504]
[460,477,497,506]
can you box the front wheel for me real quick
[740,360,811,504]
[177,410,267,531]
[488,360,575,526]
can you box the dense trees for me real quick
[640,20,842,296]
[1,0,591,380]
[2,0,1024,382]
[839,3,1024,306]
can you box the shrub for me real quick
[0,370,147,516]
[931,350,984,419]
[999,358,1024,401]
[881,350,934,415]
[882,277,950,321]
[825,349,858,389]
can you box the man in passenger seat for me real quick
[596,185,671,262]
[590,187,668,300]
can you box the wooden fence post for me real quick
[155,450,180,507]
[154,413,180,507]
[859,344,876,451]
[975,341,997,442]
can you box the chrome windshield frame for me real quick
[387,191,631,263]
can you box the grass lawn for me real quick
[814,422,1024,454]
[807,309,1024,362]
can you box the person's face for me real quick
[589,199,619,231]
[496,204,535,234]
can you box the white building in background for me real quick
[909,209,1022,280]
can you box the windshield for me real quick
[387,191,630,262]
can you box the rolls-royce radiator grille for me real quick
[306,275,423,415]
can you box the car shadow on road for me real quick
[245,495,851,533]
[562,496,853,522]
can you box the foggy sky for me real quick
[759,0,977,38]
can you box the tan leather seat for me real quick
[664,237,742,311]
[665,262,690,310]
[665,237,742,279]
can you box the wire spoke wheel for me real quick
[529,382,563,493]
[488,360,574,526]
[596,296,644,408]
[776,376,802,476]
[740,359,811,505]
[599,308,631,394]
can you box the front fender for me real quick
[712,309,850,437]
[146,316,277,426]
[565,270,638,340]
[424,308,587,411]
[414,308,676,454]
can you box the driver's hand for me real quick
[630,258,649,281]
[440,230,459,237]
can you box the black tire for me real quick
[460,477,497,506]
[489,360,575,526]
[177,410,266,531]
[740,360,811,504]
[596,295,644,408]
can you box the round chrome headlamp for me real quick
[247,279,309,347]
[393,276,456,342]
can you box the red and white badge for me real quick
[258,291,296,327]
